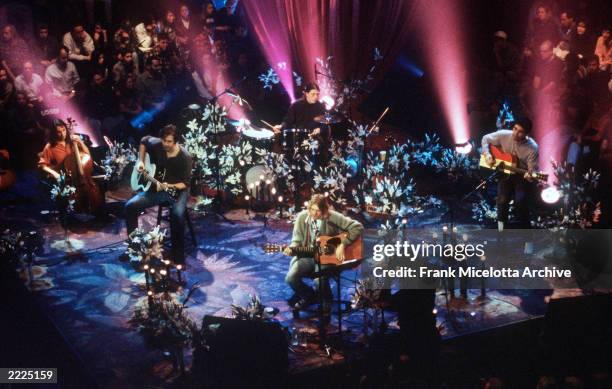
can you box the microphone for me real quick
[227,92,242,105]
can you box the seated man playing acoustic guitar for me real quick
[283,194,364,310]
[481,117,539,230]
[124,124,192,264]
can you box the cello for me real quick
[63,118,104,213]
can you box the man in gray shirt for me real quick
[481,118,539,229]
[283,194,363,310]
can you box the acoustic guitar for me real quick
[263,233,363,266]
[480,144,548,182]
[130,152,178,198]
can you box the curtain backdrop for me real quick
[243,0,418,101]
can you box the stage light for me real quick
[397,54,425,77]
[415,0,470,146]
[320,95,335,110]
[278,196,283,202]
[541,186,561,204]
[176,264,183,270]
[160,269,167,276]
[455,141,473,154]
[245,195,250,201]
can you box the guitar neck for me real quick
[143,171,162,187]
[498,162,527,175]
[290,246,315,257]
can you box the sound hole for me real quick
[323,237,341,255]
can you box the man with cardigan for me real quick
[283,194,364,310]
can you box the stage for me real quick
[1,172,601,388]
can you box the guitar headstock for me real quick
[532,172,549,182]
[263,243,283,254]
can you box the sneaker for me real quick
[287,294,300,307]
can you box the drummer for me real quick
[272,82,326,141]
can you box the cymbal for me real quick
[313,112,345,124]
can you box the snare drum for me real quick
[282,128,310,151]
[241,127,275,151]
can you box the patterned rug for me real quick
[1,178,569,388]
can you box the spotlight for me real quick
[454,141,473,154]
[320,95,335,110]
[541,186,561,204]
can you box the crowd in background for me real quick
[0,1,610,176]
[0,0,263,169]
[481,2,612,177]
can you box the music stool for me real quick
[156,204,197,247]
[297,259,362,341]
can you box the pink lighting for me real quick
[320,95,335,110]
[414,0,470,145]
[242,1,296,102]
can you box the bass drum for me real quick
[244,164,277,209]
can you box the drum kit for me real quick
[231,110,350,210]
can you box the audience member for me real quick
[33,24,59,72]
[594,28,612,71]
[44,46,79,102]
[0,24,30,79]
[14,61,45,104]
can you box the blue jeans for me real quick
[285,256,333,302]
[125,189,189,263]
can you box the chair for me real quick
[294,259,362,345]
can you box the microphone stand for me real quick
[204,78,248,224]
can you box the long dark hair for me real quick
[49,118,70,145]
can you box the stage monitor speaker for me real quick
[198,315,288,382]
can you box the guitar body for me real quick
[131,153,156,192]
[264,233,363,266]
[317,233,363,266]
[130,153,178,198]
[479,144,517,174]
